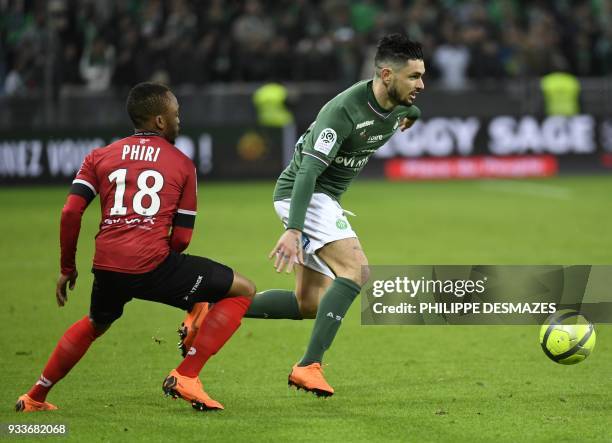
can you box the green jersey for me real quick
[274,80,420,203]
[273,79,421,231]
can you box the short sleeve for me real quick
[174,164,197,228]
[70,151,98,201]
[301,104,353,166]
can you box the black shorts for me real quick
[89,251,234,325]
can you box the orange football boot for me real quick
[288,363,334,397]
[177,302,209,357]
[15,394,58,412]
[162,369,224,411]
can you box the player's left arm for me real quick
[399,105,422,131]
[170,165,197,253]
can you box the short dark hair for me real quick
[374,34,423,71]
[126,82,172,127]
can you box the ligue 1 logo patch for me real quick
[314,128,337,155]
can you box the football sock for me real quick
[176,296,251,377]
[244,289,302,319]
[28,316,103,402]
[298,277,361,367]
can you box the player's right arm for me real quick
[399,105,421,131]
[57,152,99,306]
[270,105,353,273]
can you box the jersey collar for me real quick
[133,131,162,137]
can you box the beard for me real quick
[388,82,413,107]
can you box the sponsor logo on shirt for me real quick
[367,134,384,143]
[334,156,369,169]
[356,120,374,130]
[102,217,156,228]
[314,128,337,155]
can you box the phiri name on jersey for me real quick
[121,144,161,162]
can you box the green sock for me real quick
[244,289,303,320]
[298,277,361,366]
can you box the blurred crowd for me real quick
[1,0,612,95]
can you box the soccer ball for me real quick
[539,310,596,365]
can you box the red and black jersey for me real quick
[65,133,197,274]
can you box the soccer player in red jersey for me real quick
[16,82,255,413]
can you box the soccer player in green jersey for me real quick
[178,34,425,397]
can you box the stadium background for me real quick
[0,1,611,441]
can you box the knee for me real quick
[236,275,256,299]
[89,317,112,337]
[360,265,371,285]
[336,261,369,287]
[297,298,318,319]
[228,272,257,300]
[244,279,256,299]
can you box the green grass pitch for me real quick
[0,176,610,442]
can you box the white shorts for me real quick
[274,193,357,279]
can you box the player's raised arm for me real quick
[170,165,197,253]
[57,153,98,306]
